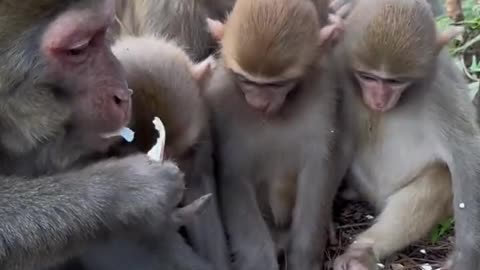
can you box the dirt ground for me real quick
[321,199,453,270]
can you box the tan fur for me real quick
[355,163,453,259]
[113,0,223,61]
[205,0,354,269]
[334,0,479,269]
[221,0,324,77]
[345,0,437,77]
[104,35,231,270]
[269,170,298,228]
[112,35,208,156]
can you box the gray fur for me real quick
[0,1,191,269]
[114,0,235,62]
[78,35,231,270]
[204,53,354,270]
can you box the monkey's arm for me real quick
[0,160,182,269]
[183,139,231,270]
[81,227,214,270]
[289,141,348,270]
[443,133,480,270]
[219,171,278,270]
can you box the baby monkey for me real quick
[205,0,353,269]
[332,0,480,270]
[80,36,230,270]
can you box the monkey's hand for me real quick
[333,244,377,270]
[0,154,184,269]
[97,154,185,232]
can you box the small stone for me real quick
[376,263,385,269]
[420,249,427,254]
[421,263,433,270]
[366,215,375,220]
[459,203,466,209]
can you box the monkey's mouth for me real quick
[100,127,135,142]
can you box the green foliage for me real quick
[436,0,480,101]
[430,218,455,244]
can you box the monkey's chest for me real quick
[347,122,439,209]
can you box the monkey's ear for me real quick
[435,26,464,53]
[192,55,215,88]
[206,18,225,41]
[317,14,344,49]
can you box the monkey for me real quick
[76,35,231,270]
[112,0,236,62]
[327,0,480,269]
[0,0,217,269]
[78,193,216,270]
[203,0,354,269]
[329,0,445,17]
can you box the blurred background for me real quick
[435,0,480,105]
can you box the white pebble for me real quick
[421,264,433,270]
[459,203,466,209]
[420,249,427,254]
[366,215,375,220]
[330,129,335,133]
[376,263,385,269]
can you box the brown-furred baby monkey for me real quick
[204,0,354,269]
[330,0,480,269]
[79,35,230,270]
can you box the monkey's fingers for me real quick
[329,0,346,11]
[336,2,353,18]
[328,14,342,25]
[172,194,213,226]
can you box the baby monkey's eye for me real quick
[356,72,377,82]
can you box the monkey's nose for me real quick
[113,89,132,105]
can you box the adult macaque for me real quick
[0,0,199,269]
[79,35,230,270]
[330,0,480,269]
[204,0,353,269]
[113,0,235,61]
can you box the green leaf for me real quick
[430,218,455,244]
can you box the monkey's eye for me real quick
[356,72,377,82]
[264,80,296,88]
[235,74,252,84]
[65,39,90,59]
[384,78,412,88]
[385,78,402,84]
